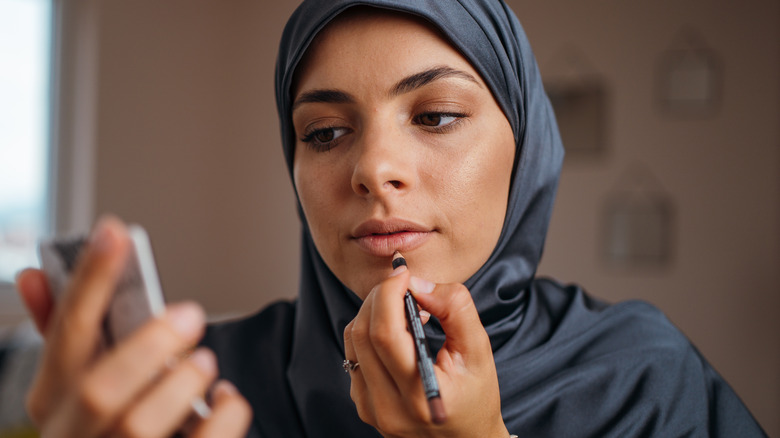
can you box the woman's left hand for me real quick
[343,265,509,438]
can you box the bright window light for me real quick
[0,0,52,283]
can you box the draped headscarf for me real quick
[274,0,562,434]
[205,1,765,436]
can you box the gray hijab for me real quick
[275,0,563,434]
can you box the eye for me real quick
[413,112,466,132]
[417,113,457,127]
[300,126,350,151]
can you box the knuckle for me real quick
[349,383,358,402]
[368,325,394,351]
[450,282,471,298]
[350,385,373,426]
[116,414,153,438]
[355,403,375,429]
[60,307,96,337]
[77,375,115,420]
[183,358,216,385]
[409,398,430,423]
[375,412,400,435]
[447,283,475,312]
[25,388,47,424]
[230,394,253,423]
[134,318,185,358]
[343,320,354,342]
[350,321,369,346]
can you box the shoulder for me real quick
[515,279,766,436]
[200,300,303,437]
[201,300,297,382]
[204,300,297,347]
[531,278,689,354]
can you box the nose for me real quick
[350,124,414,197]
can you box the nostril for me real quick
[352,177,403,196]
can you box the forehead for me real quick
[292,7,483,95]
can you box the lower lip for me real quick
[353,231,431,257]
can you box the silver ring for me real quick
[342,359,359,373]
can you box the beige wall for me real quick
[94,0,301,315]
[82,0,778,433]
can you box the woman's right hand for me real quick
[15,216,252,437]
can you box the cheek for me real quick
[453,134,513,206]
[294,155,339,239]
[442,120,515,247]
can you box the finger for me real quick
[15,268,54,335]
[348,289,408,427]
[352,288,401,390]
[116,348,217,438]
[367,271,426,402]
[36,302,206,437]
[81,302,206,433]
[190,380,252,438]
[351,273,432,425]
[26,217,131,423]
[344,305,375,426]
[408,279,488,360]
[48,216,130,373]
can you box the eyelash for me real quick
[412,111,468,133]
[300,111,469,152]
[300,125,351,152]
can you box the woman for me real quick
[15,0,766,437]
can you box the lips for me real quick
[352,219,433,257]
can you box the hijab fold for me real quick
[274,0,563,434]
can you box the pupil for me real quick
[423,114,441,126]
[315,129,334,142]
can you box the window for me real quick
[0,0,53,321]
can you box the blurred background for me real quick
[0,0,777,435]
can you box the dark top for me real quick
[202,279,767,437]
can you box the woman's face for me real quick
[292,10,515,299]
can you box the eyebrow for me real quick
[292,89,354,111]
[389,65,482,96]
[292,65,481,111]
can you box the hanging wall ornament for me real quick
[543,46,609,160]
[602,163,676,268]
[656,26,722,117]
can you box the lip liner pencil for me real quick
[392,251,447,424]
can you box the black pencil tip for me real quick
[392,251,407,269]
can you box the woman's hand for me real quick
[343,264,509,438]
[15,216,251,437]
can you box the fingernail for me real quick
[14,269,42,295]
[389,264,407,277]
[214,379,238,396]
[14,269,30,288]
[189,348,216,375]
[166,302,205,338]
[89,217,116,254]
[14,269,25,285]
[419,310,431,319]
[410,276,435,294]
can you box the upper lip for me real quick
[351,218,431,238]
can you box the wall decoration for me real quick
[656,27,722,117]
[543,47,609,160]
[602,164,675,267]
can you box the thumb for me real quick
[408,278,487,355]
[15,269,55,336]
